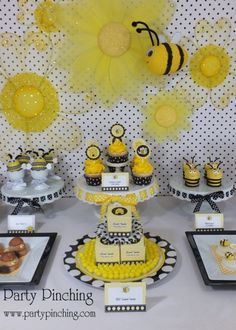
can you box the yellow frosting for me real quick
[184,169,200,180]
[132,157,153,175]
[108,140,127,155]
[84,159,105,175]
[76,238,162,280]
[206,169,222,180]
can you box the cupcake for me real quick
[184,162,200,187]
[131,142,153,185]
[206,161,223,187]
[0,251,20,273]
[84,144,105,186]
[107,124,128,165]
[9,237,28,257]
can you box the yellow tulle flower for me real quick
[1,72,59,132]
[175,18,236,109]
[142,91,192,142]
[0,32,82,153]
[55,0,175,106]
[17,0,61,52]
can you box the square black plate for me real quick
[0,233,57,286]
[186,231,236,286]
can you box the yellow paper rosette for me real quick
[175,18,236,109]
[0,32,82,154]
[142,90,192,142]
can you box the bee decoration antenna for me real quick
[207,156,212,163]
[214,157,220,162]
[186,163,191,169]
[132,21,159,46]
[26,150,32,154]
[195,164,201,168]
[7,153,13,160]
[191,155,196,163]
[33,151,39,157]
[217,161,223,168]
[207,163,214,169]
[18,147,23,153]
[48,148,54,153]
[183,157,189,163]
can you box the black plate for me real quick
[0,233,57,286]
[186,231,236,286]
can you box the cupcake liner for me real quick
[107,153,128,164]
[132,173,153,186]
[84,174,102,186]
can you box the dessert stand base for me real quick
[64,232,177,288]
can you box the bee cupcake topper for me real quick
[136,145,150,159]
[110,123,126,142]
[132,21,188,75]
[86,145,101,160]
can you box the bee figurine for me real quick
[132,21,188,75]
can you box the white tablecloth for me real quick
[0,196,235,330]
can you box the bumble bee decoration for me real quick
[132,21,188,75]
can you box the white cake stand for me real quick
[169,177,235,213]
[1,177,65,215]
[75,176,159,219]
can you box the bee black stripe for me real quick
[177,44,184,71]
[163,43,173,75]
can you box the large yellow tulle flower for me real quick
[56,0,175,106]
[0,32,81,153]
[175,18,236,109]
[142,90,192,142]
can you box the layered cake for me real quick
[76,204,163,280]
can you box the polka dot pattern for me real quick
[63,232,177,288]
[0,0,235,196]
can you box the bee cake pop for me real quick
[6,154,26,190]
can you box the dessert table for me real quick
[0,196,235,330]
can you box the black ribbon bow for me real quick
[189,191,224,213]
[8,197,43,215]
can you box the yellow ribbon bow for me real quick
[86,192,140,221]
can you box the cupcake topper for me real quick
[86,145,101,160]
[136,145,150,159]
[110,123,126,142]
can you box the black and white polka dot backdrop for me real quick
[0,0,235,197]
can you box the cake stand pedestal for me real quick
[75,176,159,219]
[169,177,235,213]
[1,177,65,215]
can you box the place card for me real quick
[195,213,224,232]
[8,215,35,234]
[102,173,129,192]
[104,282,146,313]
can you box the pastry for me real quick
[206,161,223,187]
[131,142,153,185]
[215,239,235,257]
[184,164,200,188]
[9,237,28,257]
[0,251,20,274]
[84,144,105,186]
[222,252,236,270]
